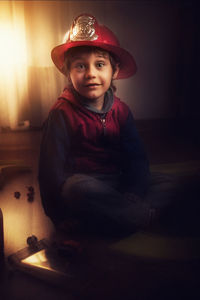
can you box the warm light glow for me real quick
[0,1,66,129]
[0,2,28,128]
[21,249,64,274]
[0,24,27,68]
[22,249,47,265]
[62,30,69,43]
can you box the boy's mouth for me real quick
[84,83,101,87]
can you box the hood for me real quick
[57,87,115,114]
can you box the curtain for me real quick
[0,1,28,128]
[0,0,67,128]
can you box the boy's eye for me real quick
[96,62,105,68]
[75,63,85,70]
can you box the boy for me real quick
[38,14,151,236]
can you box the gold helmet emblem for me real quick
[70,15,98,41]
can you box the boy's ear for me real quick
[112,64,120,79]
[67,74,72,83]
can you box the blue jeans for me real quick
[61,172,181,235]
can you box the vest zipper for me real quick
[98,114,107,135]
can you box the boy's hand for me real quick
[124,192,142,203]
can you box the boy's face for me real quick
[69,51,118,102]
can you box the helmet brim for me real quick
[51,41,137,79]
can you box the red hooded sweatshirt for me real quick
[38,88,149,224]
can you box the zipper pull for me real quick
[99,115,106,135]
[102,118,106,126]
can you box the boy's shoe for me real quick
[50,218,85,259]
[52,238,83,258]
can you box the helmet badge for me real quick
[70,15,98,42]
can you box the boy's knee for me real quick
[61,173,102,199]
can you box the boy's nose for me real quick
[85,65,96,79]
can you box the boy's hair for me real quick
[63,46,119,92]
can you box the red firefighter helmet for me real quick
[51,14,137,79]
